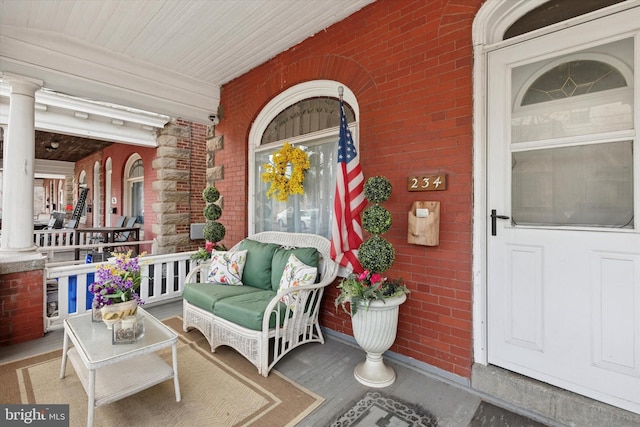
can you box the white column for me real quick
[1,74,43,253]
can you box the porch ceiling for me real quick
[0,0,376,125]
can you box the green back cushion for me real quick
[270,247,319,291]
[182,282,261,312]
[212,290,287,330]
[238,239,278,290]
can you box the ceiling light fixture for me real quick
[45,141,60,152]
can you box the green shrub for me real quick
[358,236,395,273]
[203,221,226,243]
[364,176,392,203]
[202,186,220,204]
[203,203,222,221]
[362,204,391,235]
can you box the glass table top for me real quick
[64,307,177,365]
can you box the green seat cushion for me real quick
[212,290,287,331]
[238,239,279,290]
[182,282,261,312]
[270,247,320,291]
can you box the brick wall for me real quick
[0,268,44,345]
[214,0,481,379]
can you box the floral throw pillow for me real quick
[278,254,318,307]
[207,250,248,286]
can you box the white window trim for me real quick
[248,80,360,236]
[93,161,100,226]
[124,153,142,221]
[105,157,112,226]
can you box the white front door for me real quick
[487,9,640,414]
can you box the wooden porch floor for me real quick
[0,300,524,427]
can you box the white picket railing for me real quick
[44,251,198,331]
[34,229,152,262]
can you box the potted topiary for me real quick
[335,175,409,388]
[191,185,227,263]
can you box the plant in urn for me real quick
[335,176,409,387]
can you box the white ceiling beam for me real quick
[0,32,220,124]
[0,83,168,146]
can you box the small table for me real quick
[60,308,181,427]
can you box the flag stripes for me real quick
[330,98,366,273]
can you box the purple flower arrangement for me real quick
[89,251,145,309]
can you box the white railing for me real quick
[34,229,76,248]
[44,251,198,331]
[34,229,155,263]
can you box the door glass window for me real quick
[512,40,633,143]
[512,141,633,228]
[511,40,634,229]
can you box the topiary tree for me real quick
[335,175,408,315]
[202,185,226,251]
[191,185,227,262]
[358,176,395,273]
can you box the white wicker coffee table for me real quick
[60,307,180,427]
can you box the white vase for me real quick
[351,294,406,388]
[101,299,138,329]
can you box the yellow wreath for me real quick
[261,142,310,201]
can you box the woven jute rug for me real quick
[0,316,323,427]
[329,391,437,427]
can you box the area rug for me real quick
[329,391,437,427]
[0,316,323,427]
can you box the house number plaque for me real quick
[407,174,447,192]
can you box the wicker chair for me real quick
[182,232,339,376]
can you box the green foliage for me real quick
[364,176,392,203]
[203,221,226,243]
[358,236,395,274]
[362,204,391,235]
[203,203,222,221]
[202,186,220,203]
[190,247,212,263]
[335,271,409,315]
[336,173,410,315]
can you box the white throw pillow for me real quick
[278,254,318,307]
[207,250,248,286]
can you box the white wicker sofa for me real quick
[182,231,339,377]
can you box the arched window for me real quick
[124,155,144,225]
[105,158,113,226]
[504,0,625,40]
[249,81,359,237]
[512,50,633,143]
[93,161,100,227]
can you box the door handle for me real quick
[491,209,510,236]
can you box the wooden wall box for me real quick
[408,201,440,246]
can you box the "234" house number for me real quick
[407,174,447,192]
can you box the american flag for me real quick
[330,98,366,273]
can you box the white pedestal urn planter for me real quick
[351,293,407,388]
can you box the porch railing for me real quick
[34,229,152,261]
[44,251,197,331]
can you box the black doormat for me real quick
[468,401,549,427]
[328,391,437,426]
